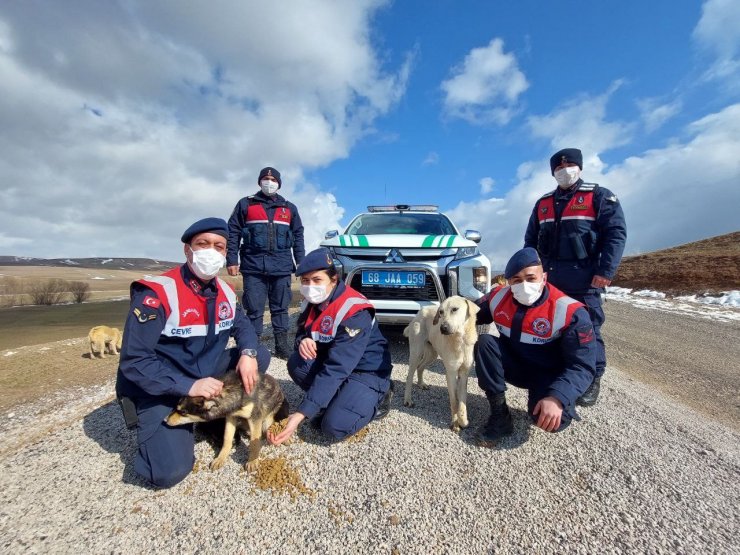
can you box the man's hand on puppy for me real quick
[237,355,259,395]
[267,412,305,446]
[532,396,563,432]
[188,377,224,399]
[298,337,317,361]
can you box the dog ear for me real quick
[433,308,441,326]
[466,299,480,316]
[203,400,217,410]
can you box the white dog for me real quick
[403,296,481,432]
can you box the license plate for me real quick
[361,270,426,288]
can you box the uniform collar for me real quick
[180,264,218,295]
[254,190,285,203]
[554,178,583,200]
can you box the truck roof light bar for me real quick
[367,204,439,213]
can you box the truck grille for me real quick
[349,271,443,301]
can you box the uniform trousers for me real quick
[566,292,606,377]
[132,345,270,488]
[287,351,390,440]
[474,334,574,432]
[242,273,292,336]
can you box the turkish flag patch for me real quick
[577,327,594,345]
[143,295,161,309]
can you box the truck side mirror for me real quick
[325,230,339,239]
[464,230,482,244]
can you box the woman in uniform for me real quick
[268,248,393,445]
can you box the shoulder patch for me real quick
[577,326,594,345]
[345,327,362,338]
[142,295,160,309]
[133,307,157,323]
[606,194,619,203]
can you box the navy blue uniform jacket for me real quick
[476,284,597,407]
[227,191,305,276]
[116,265,260,399]
[294,282,392,419]
[524,180,626,294]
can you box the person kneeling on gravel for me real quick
[474,247,598,443]
[267,248,393,446]
[116,218,271,488]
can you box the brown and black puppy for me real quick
[166,370,289,472]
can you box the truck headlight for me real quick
[455,246,479,260]
[473,267,488,293]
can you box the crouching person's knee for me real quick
[134,427,195,488]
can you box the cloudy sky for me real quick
[1,0,738,269]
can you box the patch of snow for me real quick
[3,351,17,357]
[633,289,666,299]
[61,259,79,265]
[91,276,106,280]
[100,259,113,264]
[605,287,740,322]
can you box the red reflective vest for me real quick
[535,186,597,225]
[245,202,293,226]
[487,283,583,344]
[136,267,237,338]
[304,286,374,343]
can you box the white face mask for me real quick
[510,280,544,306]
[260,179,279,196]
[300,284,331,304]
[554,166,581,188]
[189,247,226,280]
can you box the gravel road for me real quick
[0,307,738,554]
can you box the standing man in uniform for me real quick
[227,167,305,359]
[116,218,271,488]
[475,248,597,442]
[524,148,626,406]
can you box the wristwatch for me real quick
[240,348,258,358]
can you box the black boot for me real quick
[577,376,601,407]
[374,382,394,420]
[478,393,513,443]
[274,332,291,360]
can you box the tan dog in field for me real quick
[403,295,480,432]
[88,326,122,359]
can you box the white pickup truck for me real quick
[321,204,491,324]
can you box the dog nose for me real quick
[440,324,450,335]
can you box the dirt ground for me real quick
[613,231,740,295]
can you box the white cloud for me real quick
[0,1,407,260]
[448,103,740,271]
[526,81,634,155]
[637,97,683,133]
[479,177,495,195]
[441,38,528,125]
[693,0,740,80]
[422,152,439,166]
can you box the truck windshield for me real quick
[345,213,457,235]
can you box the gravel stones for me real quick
[0,330,738,553]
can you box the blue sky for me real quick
[0,1,738,270]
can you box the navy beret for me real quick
[296,248,335,276]
[549,148,583,175]
[504,247,542,279]
[180,217,229,243]
[258,166,281,187]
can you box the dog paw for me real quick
[458,417,469,429]
[210,457,227,471]
[419,383,430,390]
[450,423,461,433]
[403,399,415,408]
[245,460,259,473]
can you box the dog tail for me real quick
[403,321,421,338]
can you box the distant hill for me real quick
[0,257,179,272]
[613,231,740,295]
